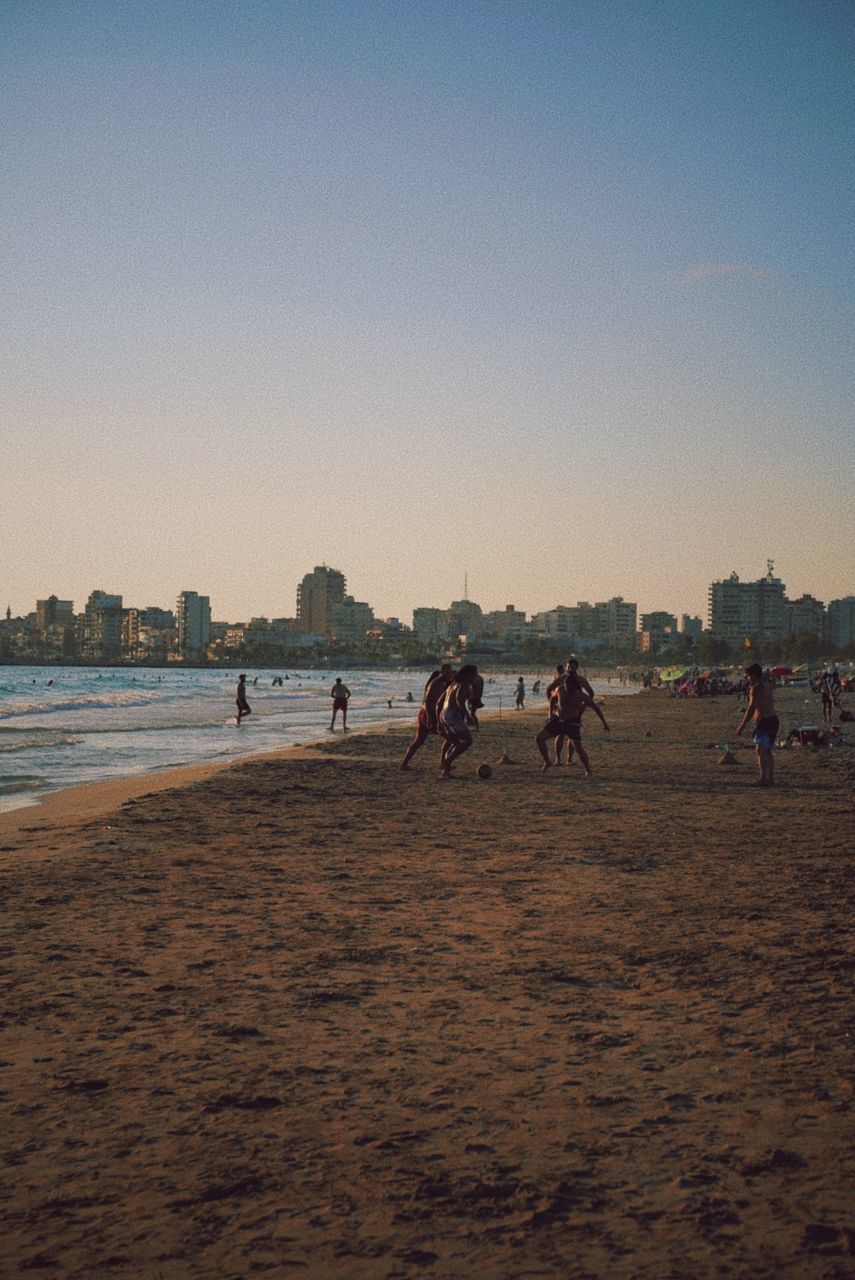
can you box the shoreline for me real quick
[0,670,637,825]
[0,720,408,844]
[0,689,632,836]
[0,701,512,843]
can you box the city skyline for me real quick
[6,558,851,636]
[3,3,854,622]
[3,556,854,636]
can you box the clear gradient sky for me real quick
[3,0,853,624]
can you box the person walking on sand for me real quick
[736,662,778,787]
[329,677,351,732]
[536,670,609,779]
[515,676,525,710]
[235,673,251,726]
[817,667,834,725]
[438,665,479,778]
[400,664,453,770]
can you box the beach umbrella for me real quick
[658,666,687,683]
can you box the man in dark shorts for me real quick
[536,671,609,778]
[736,662,778,786]
[329,677,351,732]
[236,673,251,726]
[399,664,453,770]
[546,657,595,764]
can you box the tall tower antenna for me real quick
[464,572,468,600]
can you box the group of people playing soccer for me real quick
[399,657,611,779]
[400,657,781,785]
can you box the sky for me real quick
[2,0,853,625]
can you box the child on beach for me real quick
[736,662,778,787]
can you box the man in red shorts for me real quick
[329,677,351,732]
[400,664,453,770]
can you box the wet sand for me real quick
[1,689,853,1278]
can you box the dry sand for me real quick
[1,689,853,1279]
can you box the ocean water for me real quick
[0,666,636,812]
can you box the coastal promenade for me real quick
[1,691,852,1278]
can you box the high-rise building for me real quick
[708,564,787,647]
[827,597,855,650]
[530,606,579,638]
[331,596,374,642]
[296,566,346,636]
[530,598,636,650]
[785,594,825,639]
[36,595,74,633]
[445,598,484,641]
[80,590,123,660]
[483,606,527,639]
[176,591,211,660]
[638,612,678,653]
[413,607,445,644]
[594,597,638,648]
[681,614,703,638]
[35,596,75,656]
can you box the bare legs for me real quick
[329,705,348,732]
[440,731,472,778]
[537,729,591,777]
[400,727,428,770]
[756,745,775,786]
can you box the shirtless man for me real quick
[329,677,351,732]
[736,662,778,786]
[536,671,609,778]
[438,664,478,778]
[399,664,453,770]
[546,657,594,764]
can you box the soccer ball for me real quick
[477,763,492,779]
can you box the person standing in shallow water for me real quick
[329,677,351,732]
[515,676,525,709]
[235,674,251,726]
[736,662,778,787]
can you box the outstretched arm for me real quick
[736,691,757,734]
[582,693,610,731]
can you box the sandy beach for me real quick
[1,688,852,1279]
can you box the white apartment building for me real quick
[708,566,787,647]
[176,591,211,660]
